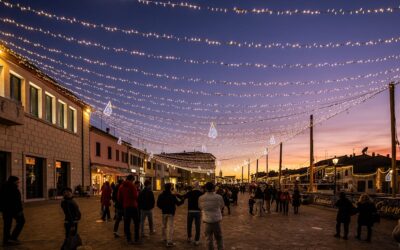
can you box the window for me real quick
[368,180,373,189]
[45,93,55,123]
[345,170,348,176]
[357,181,366,192]
[58,101,66,128]
[116,150,119,161]
[10,74,22,102]
[68,107,77,133]
[95,142,101,156]
[147,162,151,169]
[108,146,112,159]
[29,85,39,117]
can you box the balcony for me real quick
[0,96,24,125]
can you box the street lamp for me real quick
[332,157,339,195]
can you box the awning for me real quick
[91,165,134,176]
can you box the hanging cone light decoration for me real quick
[208,122,218,139]
[202,144,207,153]
[117,137,122,145]
[103,101,113,117]
[269,135,276,145]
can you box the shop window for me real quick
[25,156,44,199]
[45,92,56,124]
[96,142,101,156]
[108,146,112,159]
[56,161,69,196]
[29,82,42,118]
[10,74,22,102]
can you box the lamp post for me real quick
[332,157,339,196]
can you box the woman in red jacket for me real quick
[101,181,112,221]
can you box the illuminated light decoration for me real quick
[3,18,400,70]
[5,34,400,89]
[117,137,122,145]
[207,171,210,176]
[201,145,207,153]
[136,0,399,16]
[208,122,218,139]
[103,101,112,117]
[264,148,268,156]
[0,1,399,51]
[7,43,394,101]
[269,135,276,145]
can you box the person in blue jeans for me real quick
[138,180,155,237]
[183,182,203,246]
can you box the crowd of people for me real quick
[0,174,398,249]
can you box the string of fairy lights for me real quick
[1,0,399,169]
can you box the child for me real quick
[248,195,255,215]
[61,187,81,239]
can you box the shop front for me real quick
[55,161,70,196]
[91,165,130,194]
[25,156,44,200]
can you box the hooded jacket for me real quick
[138,186,155,210]
[198,192,224,223]
[157,190,183,215]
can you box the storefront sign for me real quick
[375,198,400,219]
[25,156,36,165]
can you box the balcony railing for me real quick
[0,96,24,125]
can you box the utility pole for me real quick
[266,148,269,183]
[278,143,282,189]
[241,165,244,184]
[247,159,250,183]
[390,83,397,197]
[256,159,259,182]
[309,114,314,192]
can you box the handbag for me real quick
[61,233,82,250]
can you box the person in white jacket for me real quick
[198,182,225,250]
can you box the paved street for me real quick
[0,193,399,250]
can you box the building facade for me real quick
[0,45,91,201]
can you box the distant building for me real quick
[0,45,91,200]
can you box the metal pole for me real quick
[241,165,243,184]
[247,159,250,183]
[309,114,314,192]
[266,149,269,183]
[334,157,337,196]
[390,83,397,197]
[278,143,282,190]
[256,159,259,182]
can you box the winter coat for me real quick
[280,192,291,203]
[198,192,224,223]
[61,197,81,223]
[138,186,155,210]
[0,181,23,215]
[292,190,301,207]
[254,188,264,200]
[357,201,377,226]
[184,189,203,211]
[118,180,139,209]
[222,191,231,205]
[112,183,122,209]
[264,188,272,201]
[157,190,183,215]
[101,185,112,207]
[335,197,355,223]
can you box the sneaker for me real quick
[166,242,176,247]
[150,230,156,235]
[194,241,200,246]
[113,232,120,238]
[334,234,340,238]
[187,238,192,243]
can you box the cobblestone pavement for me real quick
[0,193,399,250]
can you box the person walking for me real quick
[254,187,264,217]
[280,190,291,215]
[183,182,203,245]
[275,188,282,213]
[138,179,155,238]
[264,185,272,214]
[199,182,225,250]
[0,176,25,246]
[292,187,301,214]
[221,188,231,215]
[157,183,184,247]
[112,179,124,237]
[334,192,355,240]
[118,175,140,244]
[61,187,81,241]
[248,195,255,215]
[356,194,378,242]
[101,181,112,221]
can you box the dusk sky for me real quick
[1,0,400,177]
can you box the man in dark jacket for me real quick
[118,175,140,244]
[138,179,155,237]
[112,179,123,238]
[157,183,183,247]
[356,194,378,241]
[334,192,355,240]
[0,176,25,246]
[183,182,203,245]
[61,187,81,239]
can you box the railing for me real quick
[0,95,24,125]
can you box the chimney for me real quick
[372,152,375,157]
[106,127,110,133]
